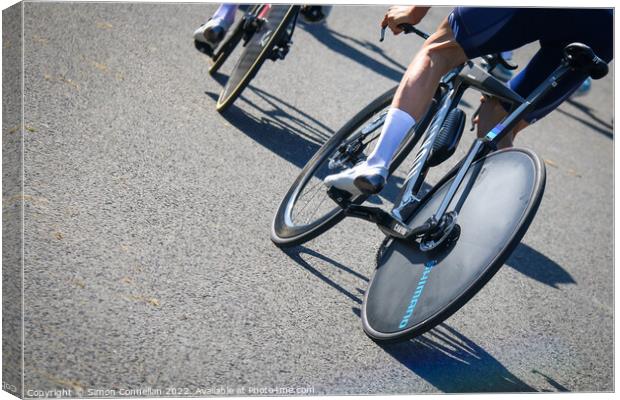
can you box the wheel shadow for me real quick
[378,323,541,392]
[282,245,367,305]
[505,243,576,289]
[284,246,547,393]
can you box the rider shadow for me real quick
[378,323,539,393]
[299,21,406,82]
[504,243,576,289]
[555,98,613,139]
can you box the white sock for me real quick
[366,107,416,170]
[211,4,238,26]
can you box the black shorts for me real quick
[448,7,613,122]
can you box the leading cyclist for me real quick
[193,4,331,55]
[324,7,612,196]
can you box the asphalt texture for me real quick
[12,3,614,395]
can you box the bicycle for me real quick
[271,24,608,342]
[208,5,324,113]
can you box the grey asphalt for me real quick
[11,2,614,395]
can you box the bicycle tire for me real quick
[208,5,262,76]
[215,5,299,112]
[362,147,546,342]
[271,85,435,247]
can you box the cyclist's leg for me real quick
[476,97,528,149]
[475,45,586,149]
[390,17,468,121]
[377,8,537,159]
[194,4,239,47]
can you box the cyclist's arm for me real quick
[381,6,431,34]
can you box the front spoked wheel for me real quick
[271,86,430,247]
[215,5,300,112]
[362,148,546,342]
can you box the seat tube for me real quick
[485,62,573,145]
[392,83,464,221]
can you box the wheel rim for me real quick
[217,5,293,108]
[280,107,391,237]
[363,148,546,340]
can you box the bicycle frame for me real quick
[341,55,575,243]
[421,60,573,230]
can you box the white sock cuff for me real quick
[386,107,416,128]
[364,107,417,169]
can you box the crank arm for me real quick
[328,187,435,240]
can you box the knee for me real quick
[417,32,467,74]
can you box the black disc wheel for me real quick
[362,148,546,342]
[271,86,432,247]
[215,5,299,112]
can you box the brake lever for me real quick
[380,24,429,42]
[380,26,387,42]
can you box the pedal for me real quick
[327,186,353,205]
[194,40,214,57]
[427,108,466,167]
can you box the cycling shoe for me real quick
[193,19,230,55]
[324,164,387,195]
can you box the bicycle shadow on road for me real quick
[378,323,542,393]
[283,246,368,305]
[505,243,576,289]
[299,21,406,82]
[285,245,558,392]
[204,89,328,170]
[556,98,613,140]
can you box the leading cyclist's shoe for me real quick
[193,19,231,55]
[300,6,331,24]
[324,164,387,195]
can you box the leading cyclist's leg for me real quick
[194,4,239,55]
[324,13,468,196]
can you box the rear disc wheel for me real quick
[362,148,546,342]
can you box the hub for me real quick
[419,211,460,252]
